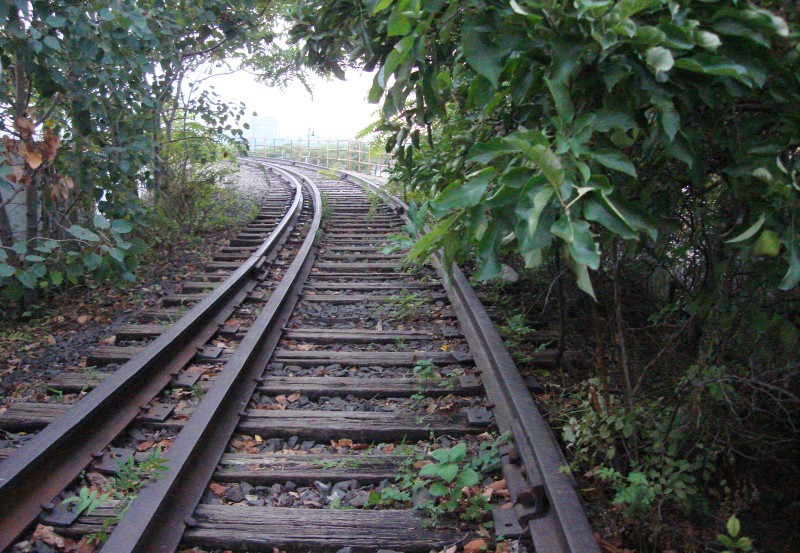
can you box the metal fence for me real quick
[246,138,391,176]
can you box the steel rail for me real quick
[260,157,599,553]
[100,164,321,552]
[0,177,303,552]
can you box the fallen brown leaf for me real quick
[76,536,97,553]
[209,483,226,496]
[32,524,65,548]
[136,441,155,452]
[487,479,507,492]
[463,538,487,553]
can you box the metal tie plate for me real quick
[171,371,202,388]
[92,447,135,474]
[492,506,524,538]
[467,407,492,426]
[218,324,241,336]
[459,374,482,388]
[441,325,460,338]
[39,501,82,527]
[195,345,223,361]
[137,402,175,422]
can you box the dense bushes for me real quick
[0,1,274,304]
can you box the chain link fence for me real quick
[246,138,391,176]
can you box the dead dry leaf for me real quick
[209,482,226,496]
[487,479,507,492]
[76,536,97,553]
[32,524,65,548]
[463,538,487,553]
[25,150,43,169]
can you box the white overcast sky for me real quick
[197,67,379,140]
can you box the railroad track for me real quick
[0,160,598,553]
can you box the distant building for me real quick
[245,115,279,141]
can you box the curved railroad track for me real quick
[0,159,598,553]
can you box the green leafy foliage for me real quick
[0,222,143,300]
[84,448,169,544]
[290,0,800,295]
[385,289,427,320]
[366,437,505,526]
[717,515,754,552]
[0,0,276,305]
[412,358,437,383]
[61,487,110,517]
[559,376,728,523]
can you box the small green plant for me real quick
[420,443,479,496]
[327,494,355,510]
[418,441,505,525]
[386,290,427,321]
[366,438,506,526]
[318,163,343,180]
[365,190,382,221]
[366,484,412,507]
[443,371,459,390]
[189,382,205,400]
[379,200,429,256]
[413,359,438,383]
[717,515,753,553]
[84,448,169,544]
[497,314,534,348]
[47,387,64,402]
[61,486,110,517]
[109,448,170,497]
[319,191,333,222]
[393,336,407,349]
[81,365,102,379]
[313,457,364,470]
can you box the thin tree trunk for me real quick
[611,239,640,459]
[554,250,566,367]
[0,203,15,249]
[612,239,634,414]
[22,174,40,305]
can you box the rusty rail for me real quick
[260,157,599,552]
[101,166,321,552]
[0,176,303,551]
